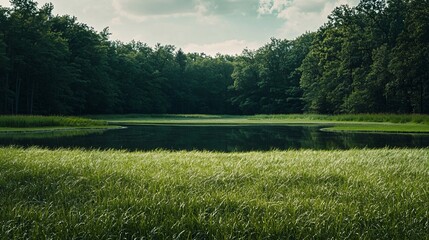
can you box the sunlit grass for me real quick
[1,147,428,239]
[0,128,109,140]
[0,115,107,128]
[322,124,429,133]
[96,113,429,125]
[253,114,429,124]
[93,114,429,133]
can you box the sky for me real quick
[0,0,359,55]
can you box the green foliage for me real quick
[300,0,429,114]
[231,35,314,114]
[183,53,235,114]
[329,114,429,124]
[0,1,235,115]
[0,0,427,115]
[0,128,107,139]
[388,0,429,114]
[0,115,106,128]
[0,147,428,239]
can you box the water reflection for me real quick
[0,125,428,151]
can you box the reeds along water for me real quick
[251,114,429,124]
[0,115,106,128]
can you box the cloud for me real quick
[258,0,289,15]
[200,0,259,16]
[258,0,360,39]
[112,0,260,22]
[0,0,10,7]
[183,39,261,56]
[120,0,195,16]
[1,0,115,32]
[112,0,199,22]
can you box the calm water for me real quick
[1,125,429,151]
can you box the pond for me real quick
[1,125,429,151]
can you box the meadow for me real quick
[0,147,428,239]
[3,114,428,133]
[0,115,106,128]
[251,113,429,124]
[95,114,429,133]
[0,115,116,136]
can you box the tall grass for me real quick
[0,147,428,239]
[0,128,107,140]
[253,114,429,124]
[90,114,227,121]
[0,115,107,128]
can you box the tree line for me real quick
[0,0,427,115]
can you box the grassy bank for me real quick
[4,114,427,133]
[94,114,429,133]
[1,147,428,239]
[252,114,429,124]
[322,124,429,133]
[255,114,429,133]
[0,115,107,128]
[0,128,111,140]
[0,116,113,135]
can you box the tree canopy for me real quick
[0,0,427,115]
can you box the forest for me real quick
[0,0,428,115]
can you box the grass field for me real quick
[251,114,429,124]
[94,114,429,133]
[0,115,107,128]
[322,124,429,133]
[0,116,114,135]
[2,114,429,133]
[0,128,112,140]
[1,147,428,239]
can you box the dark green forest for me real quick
[0,0,428,115]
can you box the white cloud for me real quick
[0,0,10,7]
[111,0,223,24]
[1,0,114,32]
[183,39,261,56]
[258,0,289,15]
[112,0,195,22]
[110,17,122,25]
[258,0,360,39]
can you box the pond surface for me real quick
[1,125,429,152]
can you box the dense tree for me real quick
[389,0,429,113]
[1,0,76,114]
[185,54,234,113]
[300,0,429,114]
[231,35,314,114]
[230,49,262,114]
[0,0,427,115]
[0,7,10,113]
